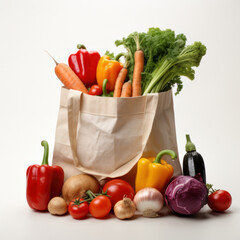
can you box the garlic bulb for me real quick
[114,197,136,220]
[133,188,164,217]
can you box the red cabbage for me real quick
[164,175,208,215]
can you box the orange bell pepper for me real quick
[96,55,123,91]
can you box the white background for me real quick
[0,0,239,239]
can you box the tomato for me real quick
[89,195,112,219]
[208,190,232,212]
[68,198,89,219]
[102,179,135,207]
[88,85,103,96]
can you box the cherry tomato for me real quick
[208,190,232,212]
[103,179,135,207]
[89,195,111,219]
[88,85,103,96]
[68,198,89,219]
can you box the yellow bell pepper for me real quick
[135,149,177,193]
[96,55,123,91]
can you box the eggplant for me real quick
[183,134,206,183]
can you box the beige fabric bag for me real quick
[52,87,182,185]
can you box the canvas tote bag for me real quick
[52,87,182,185]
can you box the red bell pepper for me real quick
[68,44,101,88]
[26,141,64,211]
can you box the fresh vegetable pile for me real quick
[48,27,206,97]
[26,27,232,220]
[26,138,232,219]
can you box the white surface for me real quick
[0,0,239,239]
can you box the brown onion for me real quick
[62,174,100,204]
[114,197,136,220]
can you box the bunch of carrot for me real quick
[113,35,144,98]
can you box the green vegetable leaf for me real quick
[104,50,115,59]
[115,28,206,95]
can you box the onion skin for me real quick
[133,188,164,218]
[114,198,136,220]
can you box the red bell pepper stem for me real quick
[41,140,49,165]
[77,44,86,50]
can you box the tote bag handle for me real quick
[67,90,83,166]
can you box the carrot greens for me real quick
[115,28,206,95]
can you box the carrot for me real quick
[120,82,132,98]
[47,52,88,94]
[132,34,144,97]
[113,68,128,97]
[132,50,144,97]
[55,63,88,93]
